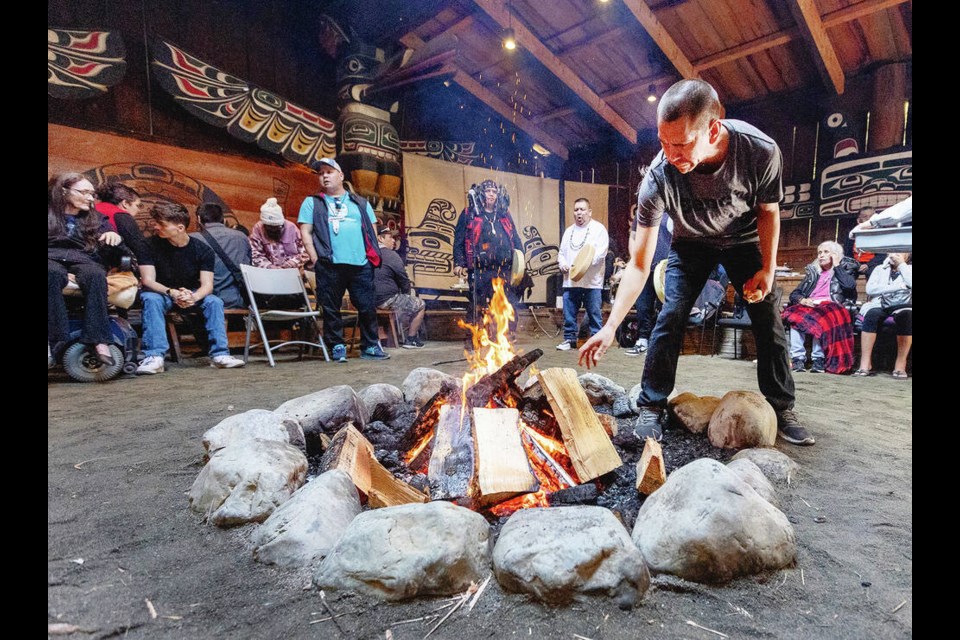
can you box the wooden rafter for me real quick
[789,0,845,94]
[472,0,637,144]
[400,32,569,159]
[535,0,909,121]
[620,0,697,80]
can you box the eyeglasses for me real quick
[69,188,96,198]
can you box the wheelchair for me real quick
[51,257,141,383]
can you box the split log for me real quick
[464,349,543,408]
[472,407,538,507]
[635,437,666,495]
[428,404,474,500]
[319,424,427,507]
[317,423,373,494]
[368,457,429,507]
[402,381,461,470]
[596,413,619,438]
[537,368,622,482]
[521,428,577,489]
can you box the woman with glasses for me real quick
[48,172,125,367]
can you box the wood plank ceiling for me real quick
[388,0,911,158]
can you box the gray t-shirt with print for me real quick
[634,119,783,248]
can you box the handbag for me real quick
[199,229,251,306]
[879,286,911,310]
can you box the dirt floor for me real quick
[48,331,912,639]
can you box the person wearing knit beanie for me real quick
[250,197,309,270]
[260,197,285,226]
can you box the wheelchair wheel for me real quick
[62,343,124,383]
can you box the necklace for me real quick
[327,194,349,234]
[482,210,497,235]
[570,224,590,251]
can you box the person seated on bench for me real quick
[853,252,912,379]
[374,226,425,349]
[250,197,309,270]
[781,241,858,374]
[94,181,151,264]
[136,202,245,374]
[48,172,127,368]
[190,203,251,311]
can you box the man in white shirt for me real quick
[555,197,609,350]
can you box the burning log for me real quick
[401,381,461,462]
[320,424,428,507]
[472,408,539,507]
[547,483,599,506]
[428,404,474,500]
[465,349,543,408]
[635,437,667,495]
[537,368,623,482]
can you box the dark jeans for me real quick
[314,262,379,350]
[563,287,602,343]
[48,258,112,345]
[633,277,660,341]
[637,242,795,412]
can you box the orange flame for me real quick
[458,278,519,395]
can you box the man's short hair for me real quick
[573,197,590,208]
[150,201,191,227]
[197,202,225,225]
[658,79,723,127]
[96,181,141,206]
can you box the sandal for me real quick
[852,369,874,377]
[892,370,909,379]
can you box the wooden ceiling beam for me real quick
[789,0,845,94]
[620,0,697,79]
[534,0,910,121]
[401,32,569,160]
[472,0,637,144]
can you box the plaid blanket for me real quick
[781,301,855,374]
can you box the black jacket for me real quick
[788,257,858,306]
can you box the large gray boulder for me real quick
[577,373,627,407]
[274,386,368,453]
[357,383,404,423]
[707,390,777,449]
[493,506,649,609]
[726,458,778,506]
[668,392,722,434]
[187,439,307,527]
[314,501,490,600]
[730,448,800,486]
[632,458,796,584]
[201,409,305,457]
[402,368,461,410]
[252,469,361,568]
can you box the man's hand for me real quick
[173,288,196,308]
[98,231,122,246]
[559,263,569,273]
[453,266,467,278]
[577,325,615,370]
[742,269,774,304]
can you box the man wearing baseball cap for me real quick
[298,157,388,362]
[374,225,426,349]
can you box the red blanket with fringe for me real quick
[781,301,855,374]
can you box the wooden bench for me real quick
[165,308,250,362]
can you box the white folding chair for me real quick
[240,265,329,366]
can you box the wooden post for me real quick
[537,368,622,481]
[472,407,539,507]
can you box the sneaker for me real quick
[136,355,165,375]
[360,344,390,360]
[211,354,245,369]
[633,405,665,441]
[331,343,347,363]
[810,358,825,373]
[791,358,806,373]
[556,340,574,351]
[48,344,55,369]
[625,339,648,356]
[402,337,424,349]
[777,409,815,445]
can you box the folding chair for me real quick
[239,265,329,366]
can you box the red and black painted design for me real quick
[47,28,127,99]
[150,37,336,166]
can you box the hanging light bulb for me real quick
[502,28,517,50]
[646,84,657,103]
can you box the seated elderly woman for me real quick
[781,240,858,374]
[48,172,126,367]
[853,252,912,379]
